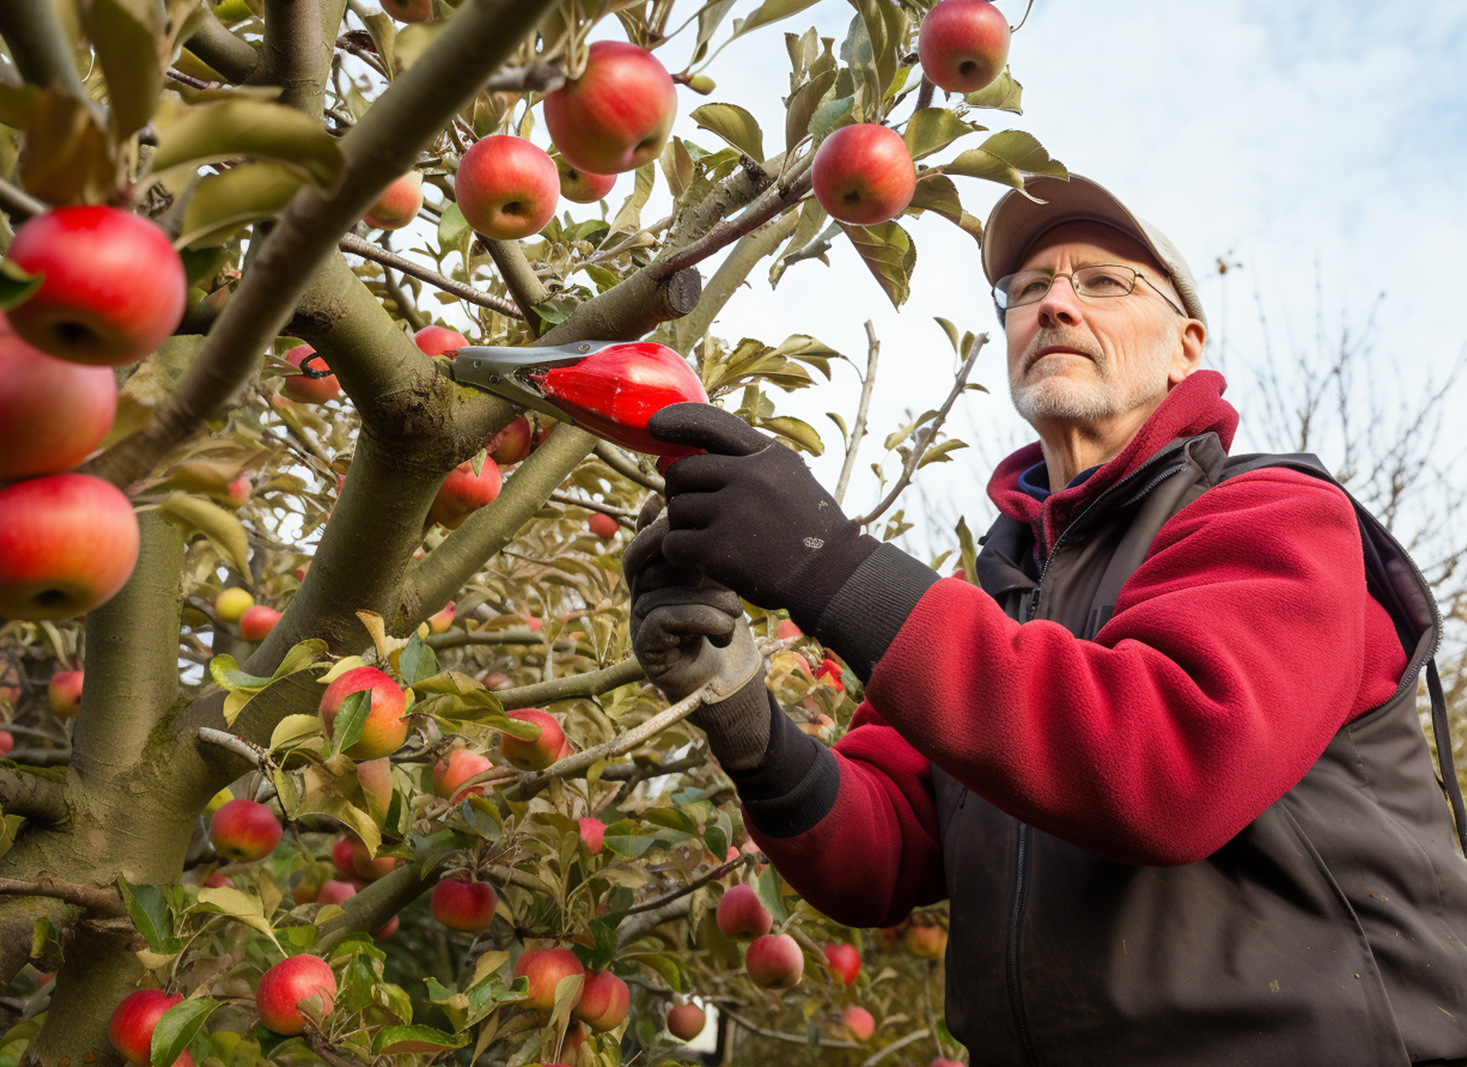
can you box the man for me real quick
[624,175,1467,1066]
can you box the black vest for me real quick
[943,432,1467,1066]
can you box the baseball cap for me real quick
[981,174,1206,325]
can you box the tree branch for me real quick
[594,442,665,493]
[616,896,691,949]
[835,320,880,506]
[184,7,261,84]
[493,658,644,710]
[859,1027,932,1067]
[625,856,741,916]
[258,0,327,114]
[484,237,551,326]
[0,877,126,919]
[0,768,68,825]
[722,1009,861,1050]
[671,211,801,356]
[340,232,525,319]
[0,177,45,221]
[548,491,639,520]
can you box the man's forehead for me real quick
[1017,220,1166,274]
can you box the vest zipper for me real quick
[1008,821,1040,1067]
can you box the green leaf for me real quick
[759,415,823,455]
[118,878,175,953]
[934,317,962,355]
[194,887,282,952]
[329,690,371,757]
[0,83,39,128]
[437,201,471,258]
[18,87,116,206]
[548,972,585,1034]
[609,162,656,235]
[756,864,790,923]
[964,70,1023,113]
[730,0,823,41]
[842,220,916,308]
[955,515,977,583]
[87,0,165,138]
[692,0,741,64]
[641,808,698,835]
[807,94,854,146]
[150,98,346,189]
[372,1025,470,1054]
[178,162,306,249]
[151,998,219,1067]
[627,951,684,991]
[784,69,838,153]
[944,131,1067,194]
[690,103,764,161]
[903,108,981,161]
[0,261,42,312]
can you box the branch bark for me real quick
[0,769,68,826]
[484,238,551,325]
[340,232,525,318]
[492,658,644,711]
[835,320,881,506]
[184,7,262,84]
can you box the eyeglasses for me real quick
[993,264,1186,317]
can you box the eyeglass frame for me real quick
[992,264,1188,320]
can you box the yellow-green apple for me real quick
[745,933,804,989]
[428,600,456,633]
[280,344,340,404]
[357,757,393,813]
[544,41,677,175]
[905,923,948,958]
[455,134,560,241]
[434,747,493,802]
[573,970,629,1032]
[238,605,281,641]
[380,0,431,22]
[843,1005,875,1041]
[666,1002,706,1041]
[0,318,116,480]
[108,989,184,1062]
[499,708,565,771]
[0,474,139,620]
[514,947,585,1012]
[5,205,187,366]
[413,324,469,356]
[716,883,772,940]
[319,665,409,759]
[578,816,605,856]
[587,513,619,542]
[348,838,400,881]
[214,587,254,622]
[430,876,499,931]
[0,732,13,756]
[812,124,916,225]
[428,457,502,529]
[209,798,282,861]
[48,670,84,718]
[553,151,618,203]
[824,943,861,986]
[490,415,533,465]
[363,171,423,230]
[918,0,1011,94]
[255,954,337,1035]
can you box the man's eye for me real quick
[1084,269,1131,292]
[1015,277,1050,298]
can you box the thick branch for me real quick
[341,232,525,318]
[616,896,691,949]
[672,211,801,356]
[0,768,68,825]
[0,877,126,918]
[594,442,664,493]
[316,858,440,953]
[625,856,741,916]
[184,7,262,83]
[493,658,644,710]
[257,0,333,115]
[484,238,550,325]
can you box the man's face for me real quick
[1003,221,1202,430]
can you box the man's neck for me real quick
[1033,406,1155,492]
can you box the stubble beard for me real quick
[1010,328,1174,425]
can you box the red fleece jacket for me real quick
[747,371,1407,928]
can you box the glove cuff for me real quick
[812,541,941,680]
[784,528,880,635]
[692,672,774,773]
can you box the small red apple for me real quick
[843,1005,876,1041]
[0,317,117,481]
[380,0,431,21]
[224,474,251,507]
[280,344,340,404]
[209,798,282,862]
[255,954,337,1035]
[524,615,544,632]
[514,946,585,1013]
[746,933,804,989]
[316,879,357,906]
[428,457,502,529]
[489,415,533,465]
[667,1002,706,1041]
[108,988,184,1062]
[716,883,772,940]
[455,134,560,241]
[413,324,469,357]
[434,747,494,802]
[499,708,565,771]
[824,943,861,986]
[0,732,13,755]
[431,876,499,931]
[363,171,424,230]
[349,838,401,881]
[5,205,187,367]
[574,969,630,1031]
[202,871,234,889]
[0,474,140,621]
[578,816,606,856]
[330,837,358,879]
[553,152,618,204]
[587,513,619,542]
[375,914,400,938]
[238,604,281,641]
[319,665,409,760]
[48,670,84,718]
[812,124,916,226]
[544,41,678,175]
[918,0,1011,94]
[776,619,802,640]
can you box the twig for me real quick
[303,1032,368,1067]
[381,261,427,331]
[594,442,665,493]
[859,1027,932,1067]
[198,728,269,767]
[483,63,566,93]
[835,320,881,506]
[598,753,703,782]
[625,856,742,915]
[853,333,987,527]
[548,491,639,520]
[0,877,126,918]
[915,74,936,112]
[493,657,645,710]
[0,177,45,222]
[339,232,524,318]
[722,1009,861,1049]
[1011,0,1036,32]
[6,748,71,768]
[616,895,692,949]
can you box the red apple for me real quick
[0,474,139,620]
[667,1002,706,1041]
[224,474,251,507]
[434,747,493,802]
[0,317,116,481]
[561,1023,589,1065]
[357,757,394,813]
[108,988,184,1062]
[428,457,502,529]
[553,152,618,203]
[48,670,84,718]
[202,871,234,889]
[238,604,281,641]
[932,1060,965,1067]
[524,615,543,632]
[483,671,510,689]
[843,1005,875,1041]
[544,41,677,175]
[745,933,804,989]
[812,124,916,226]
[319,665,409,760]
[573,970,629,1032]
[255,954,337,1035]
[209,798,282,862]
[431,876,499,931]
[363,171,423,230]
[455,135,560,241]
[824,943,861,986]
[380,0,431,21]
[5,205,187,367]
[905,923,948,958]
[280,344,340,404]
[716,883,772,940]
[0,732,12,755]
[918,0,1011,94]
[578,816,605,856]
[349,838,400,881]
[587,513,619,542]
[514,946,585,1013]
[413,324,469,357]
[489,415,533,465]
[330,837,358,879]
[316,879,357,906]
[427,600,456,633]
[499,709,565,771]
[375,914,399,938]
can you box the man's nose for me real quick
[1036,273,1083,326]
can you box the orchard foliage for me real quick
[0,0,1058,1063]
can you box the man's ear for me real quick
[1168,319,1206,384]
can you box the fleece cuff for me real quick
[812,541,941,681]
[728,693,841,838]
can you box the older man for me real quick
[625,175,1467,1066]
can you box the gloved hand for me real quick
[647,403,878,633]
[623,498,772,771]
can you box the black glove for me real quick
[648,403,877,634]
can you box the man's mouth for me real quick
[1026,345,1090,371]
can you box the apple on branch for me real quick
[413,324,469,356]
[746,933,804,989]
[363,171,424,230]
[318,666,410,760]
[109,989,189,1065]
[918,0,1012,94]
[255,954,337,1035]
[812,124,917,226]
[667,1002,706,1042]
[544,41,678,175]
[499,708,566,771]
[434,747,494,802]
[716,883,772,940]
[238,604,281,641]
[47,670,84,719]
[573,970,630,1032]
[0,314,116,481]
[431,876,499,931]
[587,512,619,542]
[824,943,862,986]
[552,150,618,204]
[428,455,502,529]
[490,415,534,465]
[209,798,282,862]
[280,344,340,404]
[455,134,560,241]
[514,946,585,1013]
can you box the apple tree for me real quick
[0,0,1054,1062]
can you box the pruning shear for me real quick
[447,341,605,424]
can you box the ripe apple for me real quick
[0,318,116,481]
[905,923,948,958]
[716,883,772,940]
[918,0,1011,94]
[434,747,493,802]
[0,732,13,756]
[667,1002,706,1041]
[224,474,251,507]
[214,587,254,622]
[255,954,337,1035]
[499,708,565,771]
[824,943,861,986]
[514,947,585,1013]
[363,171,423,230]
[932,1060,965,1067]
[489,415,533,465]
[349,838,401,881]
[413,324,469,357]
[574,970,630,1032]
[375,914,399,938]
[210,798,282,861]
[430,876,499,931]
[357,756,393,813]
[746,933,804,989]
[578,817,605,856]
[291,869,326,905]
[109,988,184,1062]
[843,1005,876,1041]
[428,600,456,633]
[455,135,560,241]
[330,838,358,879]
[5,205,187,367]
[318,665,409,760]
[238,604,281,641]
[380,0,431,21]
[544,41,677,175]
[201,871,234,889]
[280,344,340,404]
[0,473,140,621]
[428,457,502,529]
[48,670,84,718]
[587,513,619,542]
[316,879,357,906]
[562,1022,589,1065]
[812,124,916,226]
[553,152,618,203]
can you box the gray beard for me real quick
[1010,332,1173,424]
